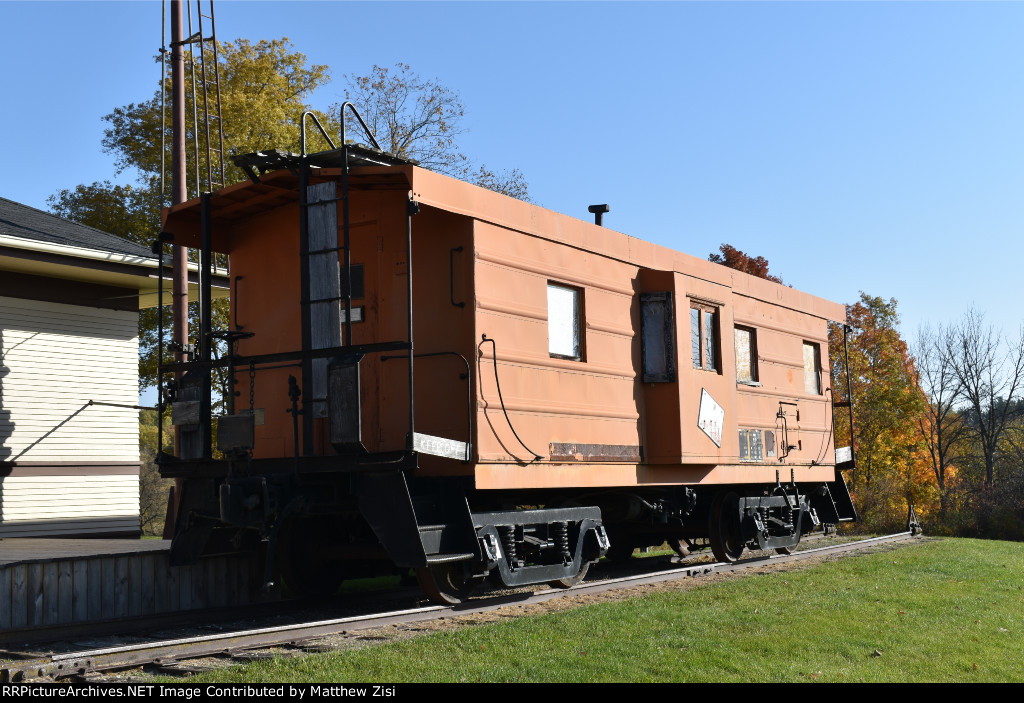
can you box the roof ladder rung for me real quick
[187,0,226,197]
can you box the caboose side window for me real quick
[803,341,821,394]
[690,302,719,371]
[548,283,583,361]
[735,326,758,384]
[641,292,676,382]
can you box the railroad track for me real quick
[0,531,921,682]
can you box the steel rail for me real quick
[0,532,920,682]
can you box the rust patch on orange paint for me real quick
[548,443,642,462]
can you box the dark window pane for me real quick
[641,292,675,383]
[704,310,716,370]
[691,307,701,368]
[339,264,365,300]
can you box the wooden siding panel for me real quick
[0,476,140,531]
[0,517,140,538]
[0,296,138,466]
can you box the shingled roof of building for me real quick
[0,196,152,258]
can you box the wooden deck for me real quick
[0,538,265,637]
[0,538,169,566]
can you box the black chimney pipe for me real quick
[588,204,610,226]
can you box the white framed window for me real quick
[803,341,821,395]
[548,283,583,361]
[690,302,718,372]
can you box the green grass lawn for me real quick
[169,538,1024,683]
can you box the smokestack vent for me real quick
[588,204,610,226]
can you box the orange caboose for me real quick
[160,127,856,604]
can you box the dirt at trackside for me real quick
[317,538,928,649]
[105,538,929,679]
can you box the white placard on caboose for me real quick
[697,388,725,448]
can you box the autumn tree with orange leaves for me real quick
[829,293,934,530]
[709,244,783,283]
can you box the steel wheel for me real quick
[415,562,482,605]
[708,491,745,563]
[547,561,590,589]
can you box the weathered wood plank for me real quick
[26,563,43,627]
[100,557,115,619]
[42,562,59,625]
[191,560,206,610]
[11,565,27,628]
[0,567,11,631]
[87,558,101,621]
[141,555,156,615]
[224,556,239,607]
[128,555,142,617]
[178,563,191,611]
[114,557,129,618]
[307,181,342,418]
[213,558,224,605]
[165,561,179,612]
[72,560,88,622]
[57,560,73,625]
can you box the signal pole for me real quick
[165,0,188,539]
[171,0,189,361]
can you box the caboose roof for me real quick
[163,157,846,323]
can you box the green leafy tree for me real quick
[104,37,335,192]
[829,293,931,529]
[138,409,173,535]
[51,38,336,396]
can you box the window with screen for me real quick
[548,283,583,361]
[738,429,764,461]
[803,341,821,395]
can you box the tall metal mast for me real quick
[171,0,189,361]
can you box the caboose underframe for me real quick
[156,122,856,603]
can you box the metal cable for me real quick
[812,386,836,466]
[478,335,543,462]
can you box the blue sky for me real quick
[2,0,1021,355]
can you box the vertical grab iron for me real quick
[407,196,418,449]
[298,157,313,456]
[842,323,857,468]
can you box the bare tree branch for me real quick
[943,309,1024,486]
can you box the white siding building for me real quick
[0,197,163,537]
